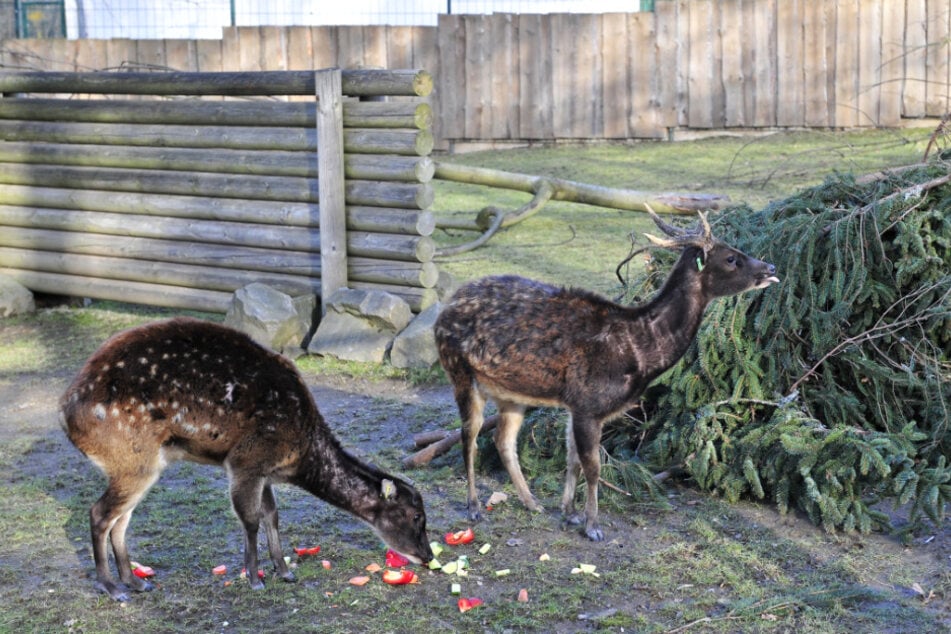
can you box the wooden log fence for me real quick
[0,69,437,313]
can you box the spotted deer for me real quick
[61,318,432,601]
[434,209,779,541]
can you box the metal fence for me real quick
[15,0,651,38]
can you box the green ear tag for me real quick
[696,257,704,271]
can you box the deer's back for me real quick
[61,318,317,471]
[436,276,647,406]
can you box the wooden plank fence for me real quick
[0,69,438,313]
[1,2,949,145]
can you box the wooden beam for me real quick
[317,68,348,306]
[0,69,434,97]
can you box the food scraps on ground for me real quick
[570,563,600,577]
[130,562,155,578]
[457,597,484,612]
[450,583,461,595]
[486,491,508,506]
[385,549,410,567]
[478,543,491,555]
[444,527,475,546]
[212,565,227,576]
[517,588,529,602]
[321,560,332,570]
[294,546,321,556]
[430,541,444,558]
[539,553,550,561]
[381,569,419,585]
[428,559,442,570]
[495,569,511,577]
[365,562,382,573]
[241,568,265,580]
[349,576,371,586]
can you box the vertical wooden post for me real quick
[315,68,347,313]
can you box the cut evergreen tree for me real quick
[502,163,949,536]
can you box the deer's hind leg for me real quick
[260,483,295,582]
[493,400,542,513]
[89,469,162,601]
[452,379,486,521]
[228,472,269,589]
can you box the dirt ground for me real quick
[1,318,949,632]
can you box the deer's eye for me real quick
[726,255,736,264]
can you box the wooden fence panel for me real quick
[720,0,746,128]
[602,13,629,139]
[654,1,681,130]
[750,0,776,126]
[903,0,928,118]
[776,0,804,126]
[925,0,950,116]
[463,14,490,140]
[1,1,948,143]
[686,0,717,128]
[436,15,465,141]
[857,1,883,125]
[834,0,860,127]
[552,13,602,138]
[879,1,906,126]
[517,13,553,140]
[802,1,833,127]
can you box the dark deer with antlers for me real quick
[434,209,779,541]
[61,318,432,601]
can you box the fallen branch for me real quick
[435,161,729,216]
[402,415,499,468]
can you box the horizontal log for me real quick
[0,98,433,130]
[346,205,435,236]
[0,142,434,182]
[347,180,434,210]
[0,70,434,98]
[0,246,438,292]
[0,163,434,209]
[0,120,434,155]
[0,246,320,296]
[345,154,435,183]
[344,101,434,130]
[0,267,233,313]
[344,128,434,156]
[0,184,435,235]
[0,224,435,265]
[350,282,437,313]
[0,208,434,262]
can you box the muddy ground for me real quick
[0,314,949,633]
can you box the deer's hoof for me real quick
[281,571,297,583]
[584,525,605,542]
[96,580,131,603]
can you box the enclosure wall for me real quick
[1,0,948,145]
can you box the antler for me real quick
[642,204,715,253]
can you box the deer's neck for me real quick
[292,426,382,522]
[634,250,712,372]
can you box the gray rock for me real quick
[224,283,313,356]
[0,276,35,318]
[390,302,442,369]
[308,288,412,363]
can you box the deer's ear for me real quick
[381,479,397,500]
